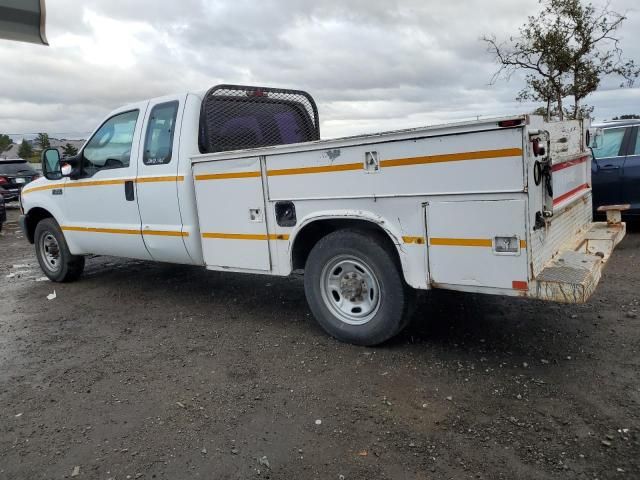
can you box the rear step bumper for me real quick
[532,221,626,303]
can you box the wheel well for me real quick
[291,218,401,270]
[25,207,54,244]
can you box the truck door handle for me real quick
[600,164,620,170]
[124,180,135,201]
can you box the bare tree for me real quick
[483,0,639,120]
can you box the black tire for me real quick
[34,218,85,282]
[304,229,414,346]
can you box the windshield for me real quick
[0,160,37,175]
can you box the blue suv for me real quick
[591,120,640,218]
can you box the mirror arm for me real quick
[64,153,82,179]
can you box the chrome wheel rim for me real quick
[320,255,381,325]
[40,232,61,272]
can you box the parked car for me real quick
[0,159,39,202]
[0,194,5,233]
[591,120,640,218]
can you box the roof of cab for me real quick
[593,119,640,129]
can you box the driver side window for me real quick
[82,110,139,176]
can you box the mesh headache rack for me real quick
[198,84,320,154]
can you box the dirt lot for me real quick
[1,206,639,480]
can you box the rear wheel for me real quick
[304,229,413,346]
[34,218,85,282]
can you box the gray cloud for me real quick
[0,0,638,140]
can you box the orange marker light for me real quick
[512,281,529,291]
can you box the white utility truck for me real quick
[20,84,626,345]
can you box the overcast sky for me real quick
[1,0,639,140]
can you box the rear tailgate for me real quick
[528,119,625,302]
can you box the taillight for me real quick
[532,138,546,157]
[498,119,524,128]
[247,89,267,97]
[0,176,8,185]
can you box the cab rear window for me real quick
[144,101,179,165]
[199,85,320,154]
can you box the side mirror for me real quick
[42,148,63,180]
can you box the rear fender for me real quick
[288,210,423,289]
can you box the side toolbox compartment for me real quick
[192,156,272,271]
[426,199,529,292]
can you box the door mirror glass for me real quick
[42,148,62,180]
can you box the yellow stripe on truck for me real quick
[21,183,66,194]
[195,172,262,181]
[430,238,493,247]
[21,175,184,196]
[201,232,290,241]
[62,226,189,237]
[24,148,524,194]
[402,236,426,245]
[62,226,140,235]
[64,179,127,188]
[266,147,523,177]
[430,238,528,248]
[380,148,523,168]
[143,230,189,237]
[267,163,362,177]
[137,175,185,183]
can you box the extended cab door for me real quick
[136,95,192,263]
[61,103,151,259]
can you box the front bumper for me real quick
[0,188,20,201]
[531,221,626,303]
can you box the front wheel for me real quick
[304,229,413,346]
[34,218,85,282]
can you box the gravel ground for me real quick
[1,206,639,480]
